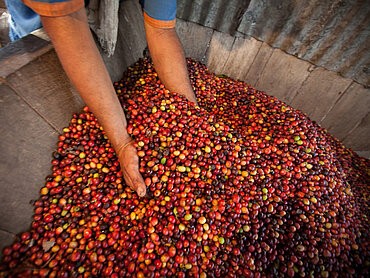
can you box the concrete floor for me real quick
[0,36,85,256]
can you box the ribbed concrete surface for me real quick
[177,0,370,87]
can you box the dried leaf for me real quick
[42,240,55,252]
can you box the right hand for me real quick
[116,139,147,197]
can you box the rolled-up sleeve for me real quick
[140,0,177,29]
[23,0,84,17]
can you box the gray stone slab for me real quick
[221,36,262,82]
[0,84,58,234]
[99,0,147,82]
[0,230,16,260]
[355,151,370,160]
[6,50,85,133]
[255,48,312,104]
[0,34,53,78]
[95,0,146,82]
[351,60,370,88]
[290,67,353,123]
[205,30,235,75]
[0,8,10,47]
[244,42,274,87]
[30,28,50,42]
[342,112,370,151]
[321,82,370,141]
[119,0,147,63]
[176,19,213,63]
[94,32,128,83]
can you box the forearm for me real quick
[144,22,197,104]
[41,9,130,151]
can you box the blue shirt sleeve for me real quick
[140,0,177,22]
[6,0,41,41]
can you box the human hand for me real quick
[116,139,147,197]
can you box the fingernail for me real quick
[139,188,146,197]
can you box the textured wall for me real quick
[177,0,370,87]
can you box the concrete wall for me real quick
[177,0,370,87]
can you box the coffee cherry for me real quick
[1,58,368,278]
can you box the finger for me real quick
[131,174,146,198]
[122,167,146,197]
[128,180,146,197]
[136,183,147,198]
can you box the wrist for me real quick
[113,131,134,157]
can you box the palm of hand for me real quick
[117,141,146,197]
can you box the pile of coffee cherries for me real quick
[1,58,369,277]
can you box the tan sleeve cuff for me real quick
[23,0,84,17]
[143,11,176,29]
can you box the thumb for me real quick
[130,171,146,197]
[129,164,146,197]
[122,165,147,197]
[134,181,147,198]
[116,139,147,197]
